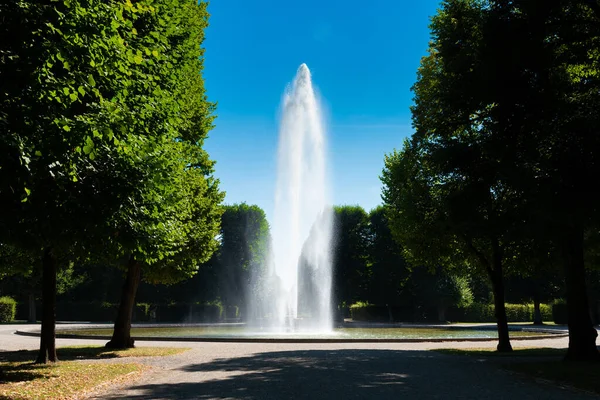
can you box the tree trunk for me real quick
[105,256,141,349]
[437,305,447,323]
[35,247,58,364]
[533,293,543,325]
[562,224,599,361]
[488,250,512,352]
[28,292,36,323]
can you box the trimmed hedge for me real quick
[349,302,415,322]
[552,301,568,324]
[154,302,223,323]
[448,303,554,323]
[0,296,16,323]
[350,301,555,323]
[350,302,389,322]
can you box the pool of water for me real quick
[55,326,556,340]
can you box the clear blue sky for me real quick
[202,0,440,223]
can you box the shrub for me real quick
[55,302,117,322]
[552,299,568,324]
[350,302,390,322]
[0,296,16,322]
[504,304,532,322]
[134,303,152,322]
[224,305,239,319]
[155,302,224,322]
[539,303,553,322]
[447,302,554,323]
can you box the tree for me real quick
[1,0,223,357]
[217,204,270,320]
[331,206,371,313]
[407,266,473,322]
[367,206,410,307]
[0,0,161,363]
[383,0,600,359]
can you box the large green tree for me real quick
[103,0,223,349]
[0,0,155,363]
[384,0,600,359]
[0,0,222,358]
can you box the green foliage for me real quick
[217,204,270,313]
[332,206,371,306]
[449,303,553,323]
[367,206,411,305]
[349,302,390,322]
[0,297,17,322]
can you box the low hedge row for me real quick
[16,301,226,323]
[446,303,553,323]
[0,296,16,323]
[350,301,556,323]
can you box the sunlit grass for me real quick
[0,346,188,399]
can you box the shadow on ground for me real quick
[0,347,124,384]
[98,349,592,400]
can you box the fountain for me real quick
[248,64,334,333]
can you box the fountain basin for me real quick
[16,323,568,343]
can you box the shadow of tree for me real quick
[0,347,121,364]
[101,348,576,400]
[0,347,121,384]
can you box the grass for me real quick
[507,361,600,394]
[434,347,567,357]
[0,346,189,399]
[434,347,600,395]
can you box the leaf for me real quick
[88,75,96,87]
[70,93,78,102]
[63,125,71,132]
[90,60,96,67]
[35,150,42,157]
[24,187,31,196]
[78,86,85,96]
[134,54,143,64]
[152,50,159,57]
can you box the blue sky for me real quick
[203,0,440,223]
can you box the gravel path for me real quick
[1,324,597,399]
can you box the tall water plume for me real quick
[249,64,333,332]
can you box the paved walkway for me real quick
[1,324,597,399]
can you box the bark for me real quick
[437,305,447,323]
[28,292,36,323]
[35,247,58,364]
[105,256,141,349]
[489,270,513,352]
[489,242,512,352]
[533,293,543,325]
[466,236,512,352]
[562,224,600,361]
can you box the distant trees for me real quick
[217,204,270,320]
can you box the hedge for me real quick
[349,302,417,322]
[0,297,16,323]
[350,301,555,323]
[552,300,568,324]
[448,303,554,323]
